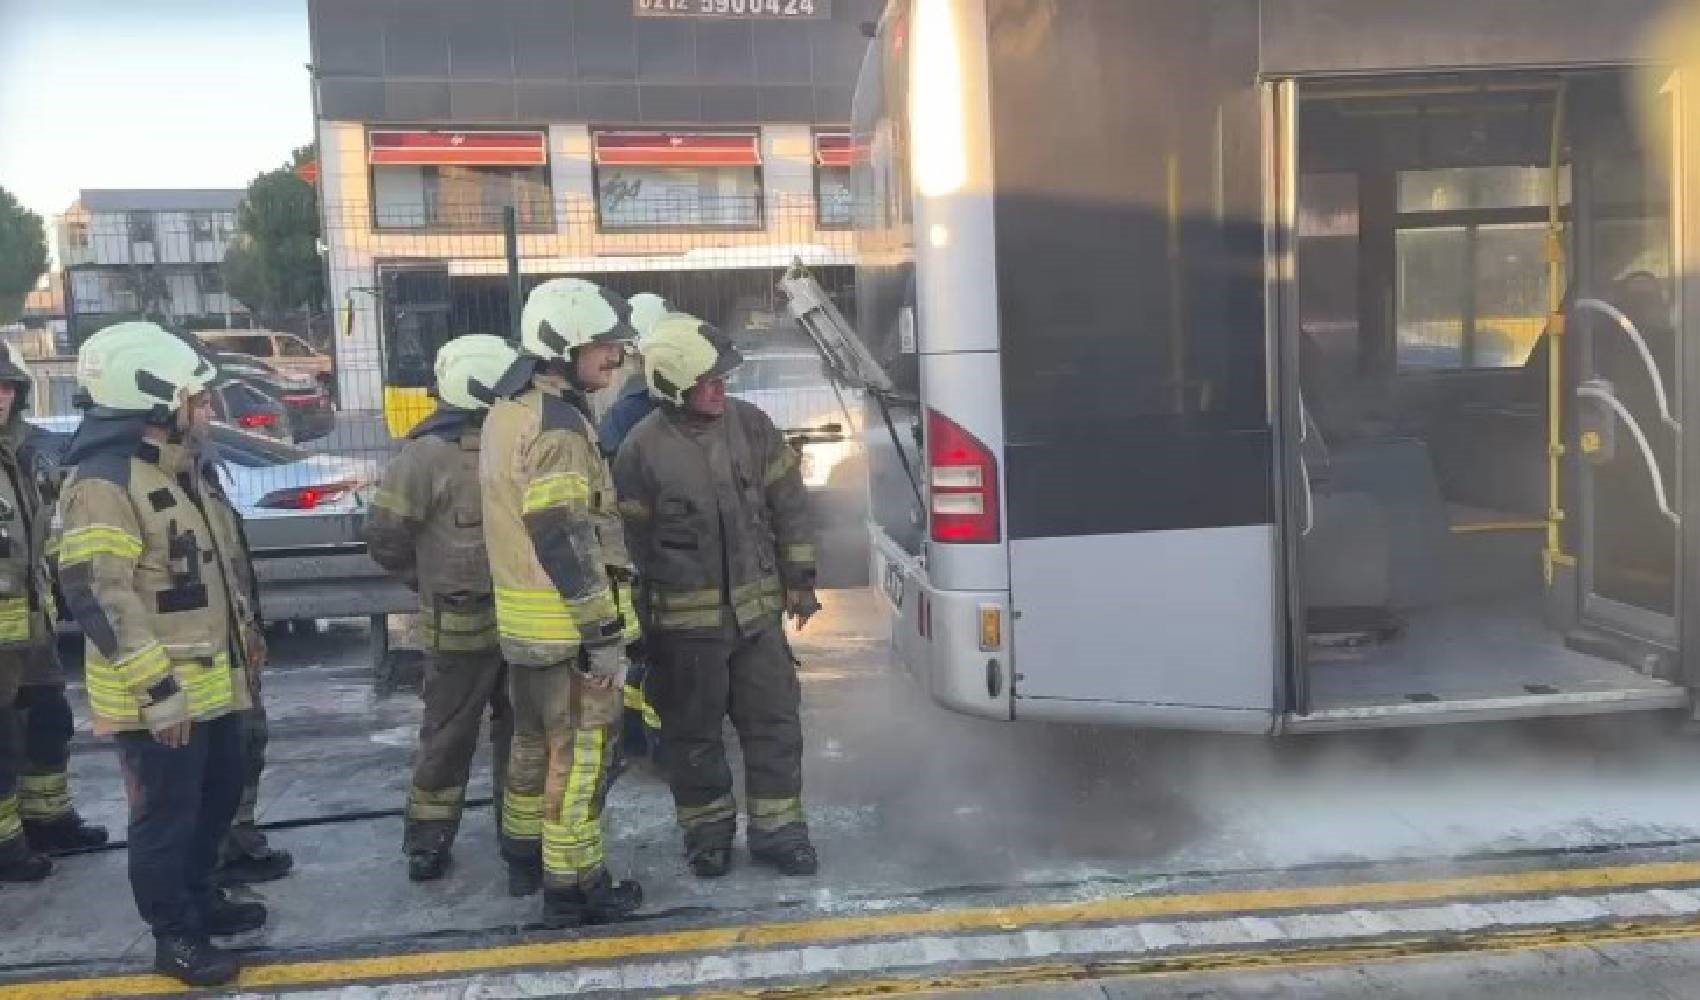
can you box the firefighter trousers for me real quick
[0,672,79,855]
[648,617,808,858]
[500,661,622,890]
[405,650,512,855]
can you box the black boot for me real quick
[507,858,542,898]
[688,846,733,879]
[154,935,241,988]
[206,889,268,936]
[24,814,109,855]
[541,870,644,929]
[218,827,294,886]
[0,840,51,883]
[408,849,452,883]
[752,842,819,877]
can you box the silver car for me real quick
[31,416,413,625]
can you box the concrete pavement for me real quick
[10,590,1700,996]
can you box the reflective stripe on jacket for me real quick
[480,373,638,667]
[54,436,252,733]
[365,411,498,653]
[614,398,815,636]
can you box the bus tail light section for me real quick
[927,408,999,544]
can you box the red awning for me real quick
[368,130,548,167]
[593,131,762,167]
[814,132,851,168]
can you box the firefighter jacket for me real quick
[54,415,255,733]
[365,406,498,654]
[613,398,816,636]
[480,369,639,669]
[0,415,61,682]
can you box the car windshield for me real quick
[727,355,828,391]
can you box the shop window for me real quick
[814,131,853,229]
[592,130,763,231]
[368,129,553,231]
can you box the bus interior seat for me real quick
[1298,387,1402,643]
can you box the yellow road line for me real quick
[9,859,1700,999]
[694,916,1700,998]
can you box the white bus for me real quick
[833,0,1699,732]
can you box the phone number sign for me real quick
[635,0,829,19]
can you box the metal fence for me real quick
[43,198,860,501]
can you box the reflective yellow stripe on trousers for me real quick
[18,772,72,822]
[542,729,606,879]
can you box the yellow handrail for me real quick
[1543,85,1572,585]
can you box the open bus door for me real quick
[1568,72,1691,678]
[376,261,452,439]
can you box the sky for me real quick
[0,0,312,221]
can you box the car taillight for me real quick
[239,413,279,429]
[257,481,352,510]
[927,408,999,544]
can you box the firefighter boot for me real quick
[206,889,269,936]
[408,849,452,883]
[507,857,543,897]
[218,826,295,886]
[154,936,241,988]
[752,842,819,877]
[24,813,110,855]
[541,870,643,928]
[0,837,50,883]
[689,846,733,879]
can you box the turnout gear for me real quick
[56,322,253,957]
[641,315,744,406]
[614,388,818,867]
[518,278,636,364]
[483,285,641,902]
[366,365,515,867]
[0,343,105,870]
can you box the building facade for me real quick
[56,189,249,340]
[307,0,879,411]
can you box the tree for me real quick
[0,186,48,326]
[223,144,325,332]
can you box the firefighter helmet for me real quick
[518,278,635,361]
[434,334,519,411]
[627,292,675,342]
[643,314,744,406]
[76,322,217,416]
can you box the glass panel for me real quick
[1472,223,1548,368]
[1395,226,1468,369]
[1398,165,1571,214]
[279,337,314,357]
[1297,173,1360,373]
[372,165,553,229]
[596,165,763,229]
[816,165,853,228]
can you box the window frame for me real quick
[365,126,556,234]
[813,129,854,230]
[589,128,767,234]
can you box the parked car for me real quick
[213,352,335,444]
[198,330,335,391]
[30,416,413,628]
[725,349,865,491]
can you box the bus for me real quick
[842,0,1699,732]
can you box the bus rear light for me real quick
[978,605,1002,651]
[927,408,999,544]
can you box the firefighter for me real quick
[0,343,108,883]
[55,323,264,988]
[366,334,518,882]
[613,314,820,879]
[598,292,674,771]
[482,278,643,927]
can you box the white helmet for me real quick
[519,278,635,361]
[434,334,519,411]
[77,322,216,416]
[643,314,743,406]
[627,292,675,342]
